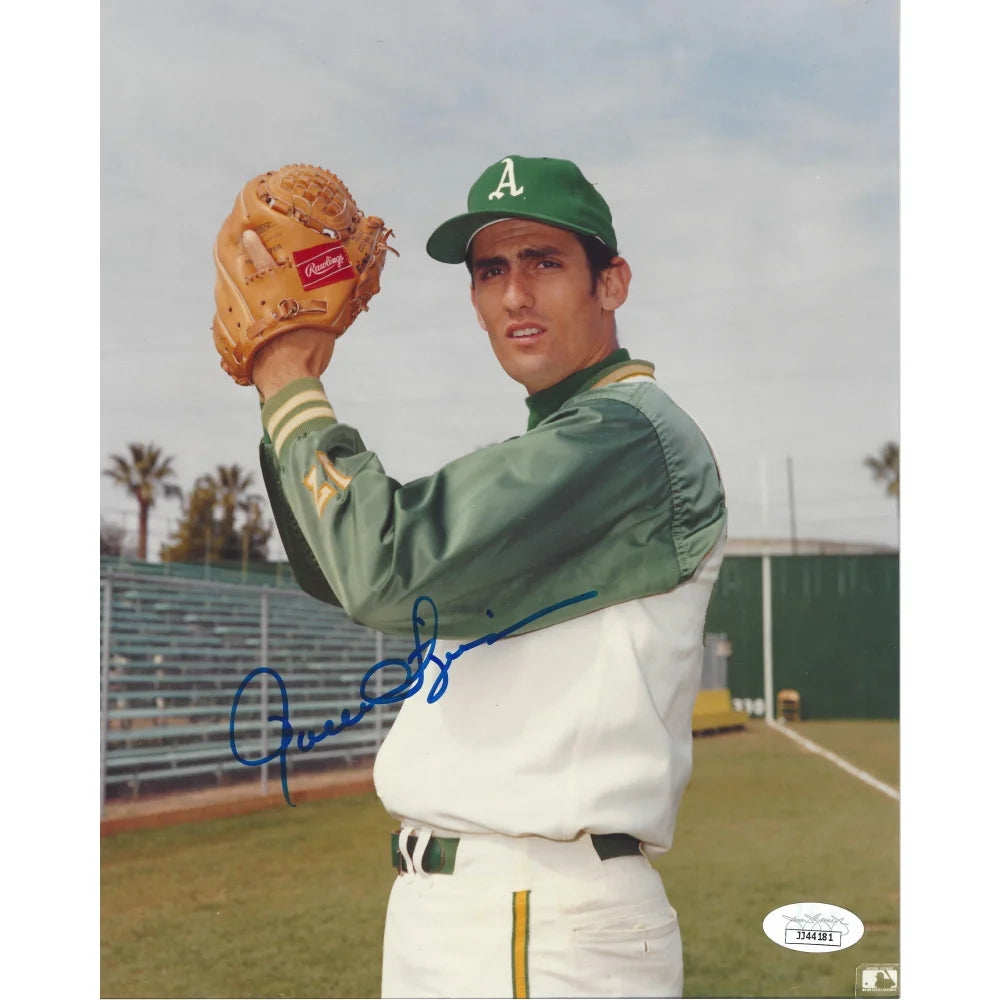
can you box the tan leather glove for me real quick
[212,164,396,386]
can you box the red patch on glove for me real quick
[293,241,357,291]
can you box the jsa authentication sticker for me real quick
[762,902,864,953]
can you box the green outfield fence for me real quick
[705,553,899,721]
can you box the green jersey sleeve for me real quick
[259,377,725,639]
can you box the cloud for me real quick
[101,0,899,551]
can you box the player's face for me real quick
[469,220,631,394]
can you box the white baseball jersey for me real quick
[374,535,725,854]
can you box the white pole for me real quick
[758,456,768,539]
[100,576,113,816]
[786,455,799,554]
[259,590,270,797]
[759,457,775,722]
[762,553,774,722]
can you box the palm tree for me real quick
[864,441,900,533]
[202,465,252,558]
[160,464,272,569]
[201,464,269,564]
[204,464,255,521]
[103,443,182,560]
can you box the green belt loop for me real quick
[590,832,643,861]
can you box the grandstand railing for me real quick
[99,568,414,813]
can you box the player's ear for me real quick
[597,257,631,311]
[470,284,488,332]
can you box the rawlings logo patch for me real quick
[292,241,356,291]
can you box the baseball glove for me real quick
[212,164,396,386]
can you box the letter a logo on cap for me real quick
[487,157,524,201]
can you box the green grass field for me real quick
[101,720,899,999]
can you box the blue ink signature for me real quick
[229,589,598,806]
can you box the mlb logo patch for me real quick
[856,963,899,997]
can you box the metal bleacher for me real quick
[99,564,414,812]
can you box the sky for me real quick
[100,0,901,558]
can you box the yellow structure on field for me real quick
[692,689,748,734]
[777,689,801,722]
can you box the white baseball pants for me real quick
[381,827,683,998]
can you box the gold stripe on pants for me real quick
[511,890,530,998]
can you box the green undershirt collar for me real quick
[525,348,635,430]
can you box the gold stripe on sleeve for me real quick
[274,404,338,456]
[266,389,335,441]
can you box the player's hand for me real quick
[252,327,337,400]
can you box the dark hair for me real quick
[465,230,618,293]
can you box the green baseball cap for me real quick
[426,154,618,263]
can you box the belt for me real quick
[390,830,642,875]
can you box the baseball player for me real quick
[213,155,727,998]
